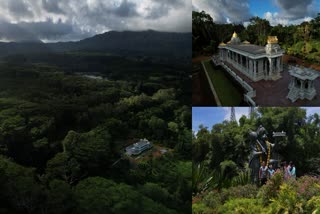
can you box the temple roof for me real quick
[289,66,319,80]
[225,43,266,55]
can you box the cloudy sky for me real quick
[0,0,191,42]
[192,107,320,132]
[193,0,320,26]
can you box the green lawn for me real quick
[203,60,242,106]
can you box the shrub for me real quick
[269,183,304,214]
[201,184,258,211]
[202,191,222,210]
[217,198,266,214]
[257,170,284,205]
[295,176,320,200]
[220,184,258,202]
[192,202,212,214]
[306,196,320,214]
[231,168,252,186]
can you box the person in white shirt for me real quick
[268,164,275,178]
[289,161,296,179]
[259,161,268,186]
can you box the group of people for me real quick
[259,161,296,186]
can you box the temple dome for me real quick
[229,31,240,44]
[232,31,238,38]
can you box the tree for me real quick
[62,128,114,175]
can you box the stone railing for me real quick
[211,55,221,66]
[217,60,257,106]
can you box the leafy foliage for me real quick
[0,41,191,213]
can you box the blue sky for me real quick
[193,0,320,26]
[249,0,277,17]
[192,107,320,132]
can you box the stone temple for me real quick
[218,32,284,82]
[287,66,319,102]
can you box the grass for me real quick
[203,60,242,106]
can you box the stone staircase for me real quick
[287,87,299,102]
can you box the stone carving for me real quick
[287,66,319,102]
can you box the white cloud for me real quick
[264,11,314,26]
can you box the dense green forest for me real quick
[193,11,320,64]
[0,50,191,213]
[192,107,320,213]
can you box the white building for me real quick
[125,139,152,156]
[218,32,284,82]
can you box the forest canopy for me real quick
[192,11,320,64]
[0,51,191,213]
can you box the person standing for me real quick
[289,162,296,179]
[259,161,268,186]
[268,164,275,178]
[284,161,290,180]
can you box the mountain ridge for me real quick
[0,30,191,58]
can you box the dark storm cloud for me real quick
[42,0,64,14]
[275,0,317,19]
[0,19,74,41]
[114,0,138,17]
[0,0,191,42]
[7,0,34,18]
[145,0,185,19]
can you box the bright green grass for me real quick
[203,60,242,106]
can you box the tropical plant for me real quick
[192,162,213,194]
[269,183,304,214]
[192,202,213,214]
[231,168,252,187]
[306,196,320,214]
[257,170,284,205]
[217,198,266,214]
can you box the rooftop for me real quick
[226,43,266,55]
[289,66,319,80]
[219,33,283,56]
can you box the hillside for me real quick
[0,30,191,58]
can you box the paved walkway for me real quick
[224,61,320,106]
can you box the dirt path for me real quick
[192,55,211,63]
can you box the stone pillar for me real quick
[236,53,238,64]
[269,58,272,76]
[292,78,295,87]
[253,60,256,79]
[247,57,249,73]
